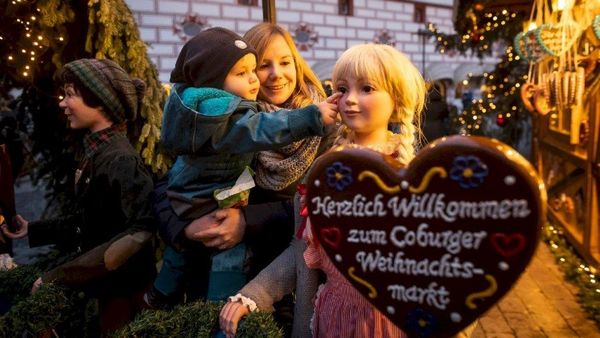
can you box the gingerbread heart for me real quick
[306,135,546,337]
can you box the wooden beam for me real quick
[262,0,276,23]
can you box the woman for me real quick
[217,24,339,338]
[152,23,335,317]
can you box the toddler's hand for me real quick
[317,92,341,126]
[220,300,251,338]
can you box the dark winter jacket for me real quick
[28,131,156,297]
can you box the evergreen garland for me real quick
[117,301,283,338]
[543,223,600,328]
[0,284,75,337]
[0,266,80,338]
[0,265,41,301]
[0,266,283,337]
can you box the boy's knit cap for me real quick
[63,59,146,122]
[170,27,257,88]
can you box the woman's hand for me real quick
[317,92,341,126]
[184,208,246,250]
[184,213,218,242]
[1,214,29,239]
[220,300,251,338]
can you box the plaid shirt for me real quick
[83,123,126,159]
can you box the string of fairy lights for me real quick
[426,9,518,57]
[2,0,64,80]
[425,7,526,133]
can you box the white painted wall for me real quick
[125,0,498,83]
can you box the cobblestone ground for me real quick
[12,176,53,265]
[472,244,600,338]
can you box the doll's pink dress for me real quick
[304,230,408,338]
[303,134,409,337]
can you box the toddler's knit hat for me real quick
[170,27,257,88]
[62,59,146,123]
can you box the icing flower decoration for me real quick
[405,308,439,337]
[326,161,353,191]
[449,155,489,189]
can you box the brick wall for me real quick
[126,0,497,83]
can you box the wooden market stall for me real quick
[521,0,600,266]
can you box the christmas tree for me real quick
[423,0,532,156]
[1,0,168,215]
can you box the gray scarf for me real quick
[254,90,323,191]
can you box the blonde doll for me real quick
[303,44,425,337]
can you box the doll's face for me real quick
[223,53,260,100]
[59,84,111,132]
[256,34,297,106]
[336,75,394,141]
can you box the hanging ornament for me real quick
[173,14,208,41]
[470,32,481,43]
[474,2,485,12]
[496,113,507,127]
[292,22,318,51]
[373,29,396,46]
[172,0,209,42]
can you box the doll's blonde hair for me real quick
[244,23,326,108]
[332,44,426,165]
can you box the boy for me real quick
[146,27,338,308]
[2,58,156,332]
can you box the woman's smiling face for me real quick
[256,34,297,106]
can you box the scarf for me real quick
[254,88,323,191]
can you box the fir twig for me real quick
[543,223,600,329]
[116,300,283,338]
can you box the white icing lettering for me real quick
[390,223,487,254]
[354,250,481,279]
[347,229,387,245]
[388,282,450,310]
[311,194,388,218]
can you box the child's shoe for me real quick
[142,286,182,310]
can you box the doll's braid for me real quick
[394,107,418,166]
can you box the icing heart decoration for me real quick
[306,135,547,337]
[536,23,581,57]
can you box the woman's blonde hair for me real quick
[332,44,426,164]
[244,23,325,108]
